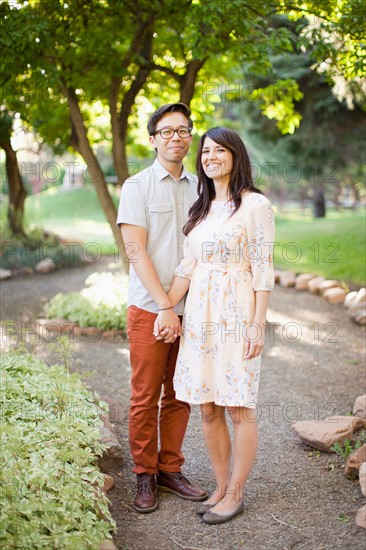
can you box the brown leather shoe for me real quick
[133,473,158,513]
[157,471,207,501]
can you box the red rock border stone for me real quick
[292,394,366,529]
[35,318,127,343]
[274,270,365,325]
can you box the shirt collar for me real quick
[153,158,188,182]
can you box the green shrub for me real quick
[44,272,128,330]
[0,351,116,549]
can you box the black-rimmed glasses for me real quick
[153,127,192,139]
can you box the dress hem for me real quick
[176,395,257,408]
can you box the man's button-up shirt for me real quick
[117,159,198,314]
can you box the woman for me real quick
[155,127,275,524]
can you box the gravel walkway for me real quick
[1,257,365,550]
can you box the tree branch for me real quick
[119,29,154,137]
[180,57,208,105]
[142,61,183,82]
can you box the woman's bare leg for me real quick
[200,402,231,504]
[209,406,258,513]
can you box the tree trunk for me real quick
[110,76,129,185]
[332,187,342,210]
[116,29,154,186]
[0,138,27,236]
[180,59,207,106]
[350,179,360,207]
[64,85,129,269]
[312,187,326,218]
[109,24,155,187]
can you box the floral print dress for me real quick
[173,192,275,408]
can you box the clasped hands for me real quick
[153,309,181,344]
[152,309,266,357]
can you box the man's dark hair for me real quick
[147,102,193,135]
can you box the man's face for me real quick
[149,112,192,164]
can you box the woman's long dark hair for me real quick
[183,127,263,235]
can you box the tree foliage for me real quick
[222,15,366,211]
[1,0,365,238]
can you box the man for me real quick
[117,103,206,513]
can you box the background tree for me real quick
[217,13,366,216]
[0,111,27,235]
[1,0,365,238]
[1,0,299,241]
[0,2,47,234]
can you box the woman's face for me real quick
[201,137,233,181]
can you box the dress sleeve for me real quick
[174,237,197,280]
[246,198,275,291]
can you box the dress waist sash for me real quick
[196,262,251,329]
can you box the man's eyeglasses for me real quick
[153,127,192,139]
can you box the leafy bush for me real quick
[44,272,128,330]
[0,351,116,549]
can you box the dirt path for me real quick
[1,257,365,550]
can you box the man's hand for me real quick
[153,309,181,343]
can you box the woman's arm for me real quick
[167,276,191,307]
[154,235,196,342]
[253,290,270,325]
[245,290,270,359]
[153,276,191,340]
[245,198,275,359]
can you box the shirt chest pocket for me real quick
[147,202,174,230]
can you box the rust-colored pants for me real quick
[126,306,191,475]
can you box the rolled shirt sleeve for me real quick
[117,178,147,228]
[174,237,197,280]
[246,198,275,291]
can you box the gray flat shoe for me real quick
[195,502,215,515]
[202,500,244,524]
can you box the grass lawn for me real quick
[25,186,119,255]
[25,187,365,285]
[275,207,366,286]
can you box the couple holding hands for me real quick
[117,102,274,525]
